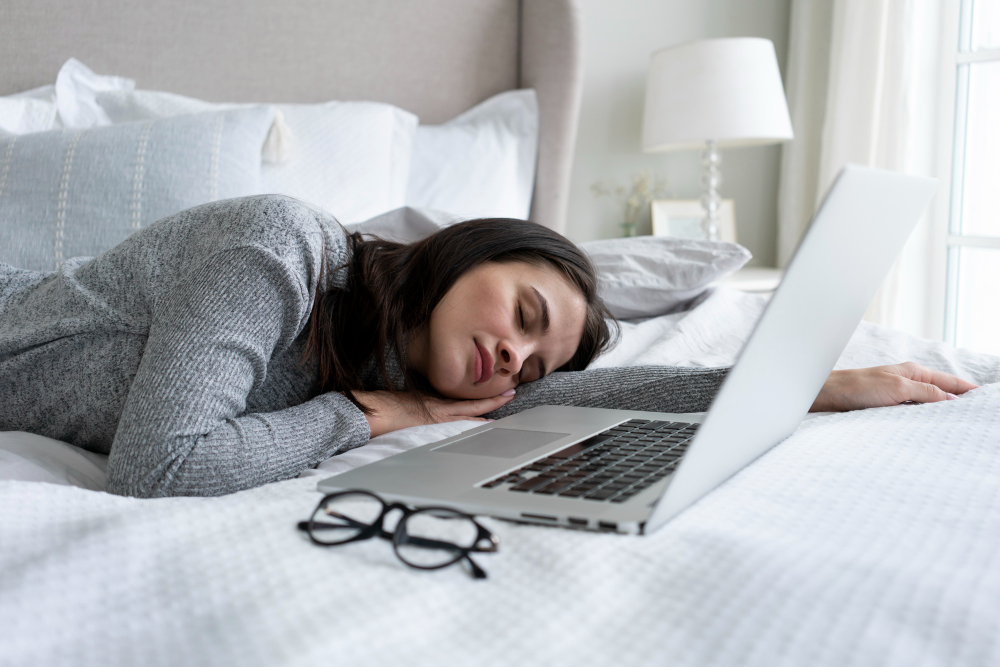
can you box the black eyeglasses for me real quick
[297,490,500,579]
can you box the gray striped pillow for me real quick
[0,106,274,272]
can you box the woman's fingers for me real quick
[442,391,517,418]
[893,362,978,395]
[899,377,950,404]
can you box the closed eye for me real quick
[514,301,548,383]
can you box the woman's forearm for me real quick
[107,391,370,498]
[483,366,730,420]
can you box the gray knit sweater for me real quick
[0,195,728,498]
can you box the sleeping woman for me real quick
[0,195,976,497]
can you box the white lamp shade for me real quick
[642,37,794,152]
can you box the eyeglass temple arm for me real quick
[297,518,369,532]
[464,555,488,579]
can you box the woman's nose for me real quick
[497,342,523,376]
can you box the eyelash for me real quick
[517,303,525,382]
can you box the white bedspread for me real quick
[3,288,1000,666]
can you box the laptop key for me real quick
[584,487,618,501]
[510,476,556,492]
[534,480,574,495]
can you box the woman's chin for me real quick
[439,385,485,400]
[433,378,494,401]
[426,371,473,399]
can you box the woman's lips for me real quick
[475,340,494,383]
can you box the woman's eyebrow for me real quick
[531,286,550,334]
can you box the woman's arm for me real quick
[482,366,731,420]
[106,245,369,498]
[482,362,976,422]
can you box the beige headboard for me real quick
[0,0,582,233]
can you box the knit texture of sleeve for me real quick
[482,366,730,420]
[105,245,369,498]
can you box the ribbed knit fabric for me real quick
[484,365,729,420]
[1,195,370,498]
[1,194,730,498]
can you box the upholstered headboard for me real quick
[0,0,582,232]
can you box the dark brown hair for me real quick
[301,218,618,413]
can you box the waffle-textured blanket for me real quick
[3,288,1000,666]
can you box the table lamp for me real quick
[642,37,794,241]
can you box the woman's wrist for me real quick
[353,390,394,438]
[810,371,850,412]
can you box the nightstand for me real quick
[716,267,784,293]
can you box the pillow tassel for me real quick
[262,107,295,164]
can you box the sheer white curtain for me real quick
[778,0,952,338]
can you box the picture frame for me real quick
[651,199,737,243]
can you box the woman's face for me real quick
[408,260,587,400]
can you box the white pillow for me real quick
[0,106,275,271]
[29,58,418,224]
[0,57,134,134]
[92,91,417,224]
[0,431,107,490]
[406,89,538,220]
[0,96,58,135]
[579,236,752,319]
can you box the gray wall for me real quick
[565,0,792,267]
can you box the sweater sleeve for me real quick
[105,245,369,498]
[482,365,730,420]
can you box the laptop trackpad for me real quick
[432,428,569,459]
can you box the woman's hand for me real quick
[811,362,978,412]
[353,389,517,438]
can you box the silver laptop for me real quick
[318,165,938,535]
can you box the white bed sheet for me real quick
[3,288,1000,667]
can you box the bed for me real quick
[3,2,1000,666]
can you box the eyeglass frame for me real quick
[297,489,500,579]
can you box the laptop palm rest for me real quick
[432,428,570,458]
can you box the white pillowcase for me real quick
[93,91,418,224]
[0,431,107,490]
[21,59,418,224]
[0,57,134,134]
[0,95,58,135]
[579,236,752,319]
[1,106,276,271]
[9,60,538,225]
[406,89,538,220]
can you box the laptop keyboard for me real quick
[480,419,699,503]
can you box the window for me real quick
[945,0,1000,354]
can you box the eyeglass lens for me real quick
[309,492,384,545]
[393,508,480,569]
